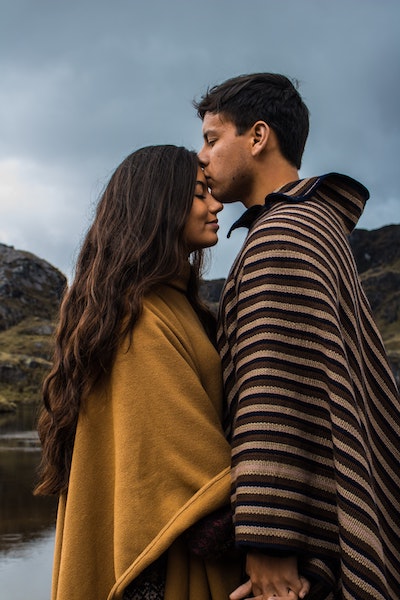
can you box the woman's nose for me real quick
[211,198,223,214]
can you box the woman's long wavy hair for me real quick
[35,145,215,496]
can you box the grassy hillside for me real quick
[0,317,54,410]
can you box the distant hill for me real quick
[0,225,399,411]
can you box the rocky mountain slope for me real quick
[1,224,399,411]
[350,225,400,378]
[0,244,66,411]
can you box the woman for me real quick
[35,145,242,600]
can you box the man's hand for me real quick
[229,552,310,600]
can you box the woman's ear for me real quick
[251,121,270,156]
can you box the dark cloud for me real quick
[0,0,399,280]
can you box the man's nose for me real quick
[198,144,208,167]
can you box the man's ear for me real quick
[250,121,270,156]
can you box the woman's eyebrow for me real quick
[195,180,207,192]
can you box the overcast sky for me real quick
[1,0,399,281]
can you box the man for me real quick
[195,73,400,600]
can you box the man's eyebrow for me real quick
[203,128,217,139]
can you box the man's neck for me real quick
[243,162,299,209]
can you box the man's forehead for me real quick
[202,112,232,133]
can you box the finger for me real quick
[269,576,311,600]
[267,588,300,600]
[299,576,311,598]
[229,579,253,600]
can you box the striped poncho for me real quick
[218,173,400,599]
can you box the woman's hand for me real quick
[229,552,310,600]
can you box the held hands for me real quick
[230,551,310,600]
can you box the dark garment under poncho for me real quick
[218,173,400,599]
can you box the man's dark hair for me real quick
[194,73,309,169]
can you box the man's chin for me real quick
[209,185,225,202]
[215,193,239,204]
[209,185,239,204]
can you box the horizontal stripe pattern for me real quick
[218,174,400,599]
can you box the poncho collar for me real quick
[227,172,369,238]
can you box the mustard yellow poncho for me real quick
[51,278,241,600]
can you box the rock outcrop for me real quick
[349,225,400,381]
[0,244,66,410]
[0,244,66,331]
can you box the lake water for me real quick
[0,406,57,599]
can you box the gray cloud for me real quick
[0,0,399,280]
